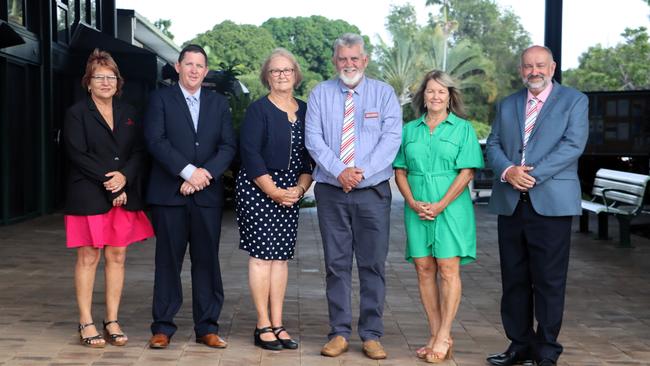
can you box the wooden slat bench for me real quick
[579,168,650,247]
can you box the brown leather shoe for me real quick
[149,333,170,349]
[363,340,387,360]
[196,333,227,348]
[321,335,348,357]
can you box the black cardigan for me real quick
[63,97,147,215]
[239,96,313,179]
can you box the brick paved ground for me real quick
[0,186,649,365]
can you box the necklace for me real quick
[268,94,298,123]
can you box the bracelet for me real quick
[297,185,306,196]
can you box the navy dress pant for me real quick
[498,197,572,362]
[314,181,391,341]
[150,201,224,338]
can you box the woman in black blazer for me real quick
[236,48,313,350]
[63,49,153,348]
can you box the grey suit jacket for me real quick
[486,82,589,216]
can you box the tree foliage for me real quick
[563,27,650,91]
[189,20,277,75]
[261,16,368,81]
[153,19,174,40]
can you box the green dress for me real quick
[393,113,484,264]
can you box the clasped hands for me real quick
[338,167,364,193]
[505,165,536,191]
[104,171,128,207]
[410,200,443,221]
[180,168,212,196]
[269,186,304,207]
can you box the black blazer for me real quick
[144,84,237,207]
[239,96,312,178]
[63,97,147,215]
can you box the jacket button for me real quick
[114,157,120,161]
[195,142,199,146]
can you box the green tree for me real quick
[153,19,174,40]
[563,27,650,91]
[261,16,369,81]
[189,20,277,74]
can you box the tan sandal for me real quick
[425,338,453,363]
[79,322,106,348]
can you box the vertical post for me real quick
[544,0,562,83]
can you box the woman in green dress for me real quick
[393,70,484,363]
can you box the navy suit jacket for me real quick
[486,82,589,216]
[144,84,237,207]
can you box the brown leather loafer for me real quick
[149,333,170,349]
[363,340,387,360]
[321,335,348,357]
[196,333,227,348]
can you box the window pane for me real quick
[80,0,87,23]
[7,0,24,25]
[90,0,96,27]
[57,6,68,43]
[69,0,76,27]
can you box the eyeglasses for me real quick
[269,68,294,77]
[91,75,118,83]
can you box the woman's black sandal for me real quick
[103,320,128,346]
[272,326,299,349]
[254,326,283,350]
[78,322,106,348]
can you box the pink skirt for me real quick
[65,207,154,248]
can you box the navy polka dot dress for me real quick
[235,121,305,260]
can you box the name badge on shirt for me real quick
[364,112,379,119]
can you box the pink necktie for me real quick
[521,97,539,166]
[340,90,355,167]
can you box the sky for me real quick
[115,0,650,70]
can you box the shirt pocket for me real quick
[437,137,461,162]
[361,108,381,133]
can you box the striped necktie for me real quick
[521,97,539,166]
[186,95,199,131]
[340,90,355,167]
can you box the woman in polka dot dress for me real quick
[236,48,313,350]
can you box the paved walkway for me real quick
[0,187,649,365]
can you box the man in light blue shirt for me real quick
[305,33,402,360]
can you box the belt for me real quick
[519,191,530,202]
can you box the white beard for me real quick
[339,69,364,87]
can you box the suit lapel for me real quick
[172,84,197,134]
[87,97,116,141]
[196,89,211,135]
[528,82,561,142]
[515,90,527,146]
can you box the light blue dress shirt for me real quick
[305,76,402,188]
[179,85,201,180]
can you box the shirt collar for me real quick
[527,81,553,103]
[179,84,201,101]
[416,112,458,127]
[338,75,367,95]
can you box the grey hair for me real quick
[332,33,366,58]
[520,45,555,65]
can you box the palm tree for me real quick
[376,34,421,106]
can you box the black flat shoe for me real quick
[254,326,283,350]
[272,326,298,349]
[486,351,534,366]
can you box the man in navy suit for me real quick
[486,46,588,366]
[144,44,236,349]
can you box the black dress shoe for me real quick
[537,360,556,366]
[486,351,534,366]
[254,327,283,350]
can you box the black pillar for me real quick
[101,0,117,37]
[545,0,562,83]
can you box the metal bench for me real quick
[579,168,650,247]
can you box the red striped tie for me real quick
[340,90,355,167]
[521,97,539,166]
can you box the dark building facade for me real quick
[0,0,178,224]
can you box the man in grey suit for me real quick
[486,45,589,366]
